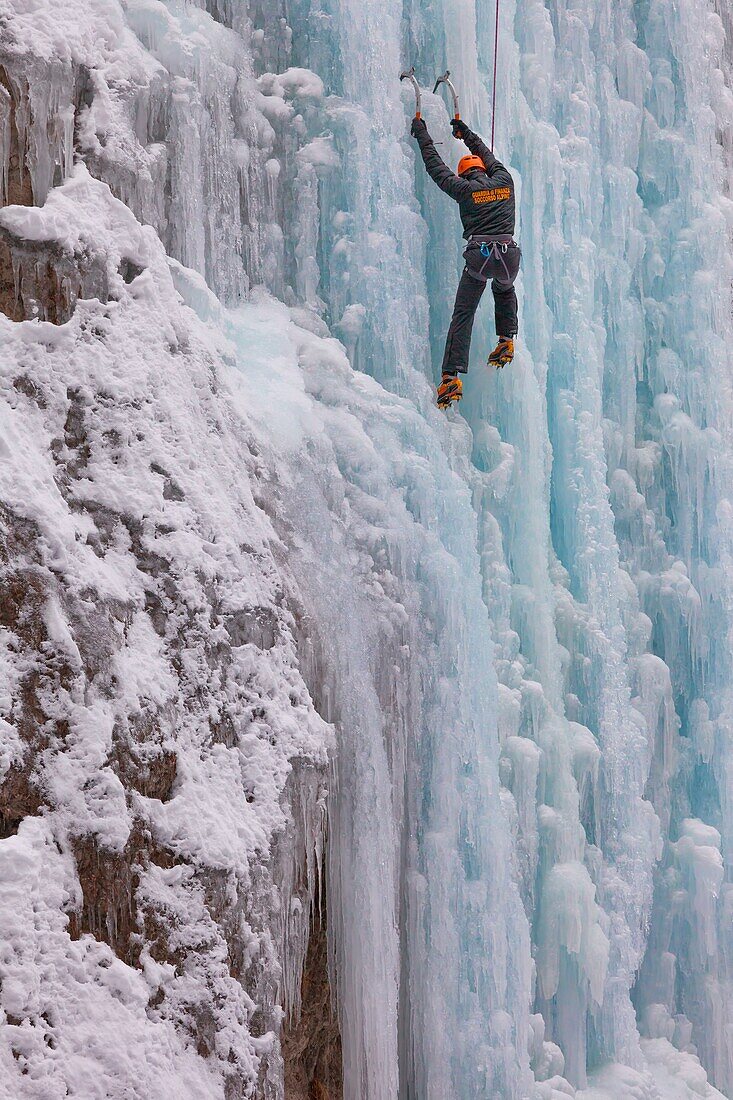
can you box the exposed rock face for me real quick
[0,67,33,321]
[283,909,343,1100]
[0,67,114,323]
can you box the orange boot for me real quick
[437,373,463,409]
[488,336,514,368]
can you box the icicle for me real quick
[0,81,11,206]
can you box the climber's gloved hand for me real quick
[450,118,469,139]
[411,116,428,138]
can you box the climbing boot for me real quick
[488,336,514,369]
[437,373,462,410]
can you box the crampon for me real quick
[488,336,514,368]
[437,373,462,409]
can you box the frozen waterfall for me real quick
[269,0,733,1093]
[2,0,733,1095]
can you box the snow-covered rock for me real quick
[3,0,733,1096]
[0,161,329,1096]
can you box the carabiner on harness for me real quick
[481,241,508,254]
[474,240,511,282]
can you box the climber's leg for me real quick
[441,268,487,377]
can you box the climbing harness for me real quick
[400,67,422,119]
[491,0,500,149]
[433,70,460,122]
[472,238,512,283]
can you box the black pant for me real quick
[441,239,521,375]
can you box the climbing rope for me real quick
[491,0,500,150]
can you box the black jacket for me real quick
[415,124,515,240]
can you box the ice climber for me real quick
[411,115,520,409]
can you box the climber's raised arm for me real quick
[411,118,472,201]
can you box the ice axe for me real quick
[433,70,461,130]
[400,67,422,119]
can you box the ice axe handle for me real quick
[400,67,422,119]
[433,70,460,127]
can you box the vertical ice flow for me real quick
[5,0,733,1093]
[274,0,733,1092]
[254,0,733,1091]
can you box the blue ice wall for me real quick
[261,0,733,1094]
[72,0,733,1093]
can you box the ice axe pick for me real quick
[400,67,422,119]
[433,70,461,129]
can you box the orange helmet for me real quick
[457,154,485,176]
